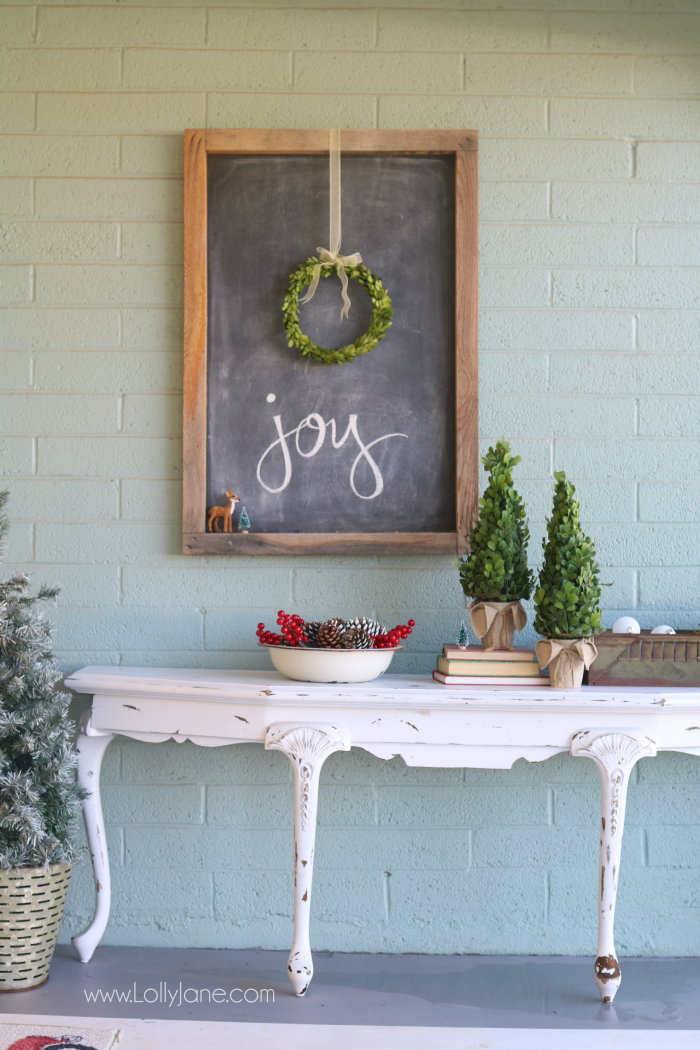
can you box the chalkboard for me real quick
[183,130,478,555]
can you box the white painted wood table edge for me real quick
[64,667,700,1002]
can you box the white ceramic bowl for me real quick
[260,643,403,683]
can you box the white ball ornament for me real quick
[651,625,676,635]
[612,616,641,634]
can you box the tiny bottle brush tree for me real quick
[457,439,533,650]
[0,490,86,869]
[534,471,603,689]
[237,506,251,533]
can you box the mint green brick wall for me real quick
[1,0,699,956]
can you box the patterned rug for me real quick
[0,1024,122,1050]
[1,1016,700,1049]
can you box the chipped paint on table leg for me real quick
[571,728,657,1003]
[266,722,351,997]
[71,726,116,964]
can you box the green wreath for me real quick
[282,258,393,365]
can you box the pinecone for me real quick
[344,616,387,638]
[315,620,345,649]
[341,627,373,650]
[304,621,323,645]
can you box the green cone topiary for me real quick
[458,439,533,602]
[534,471,603,639]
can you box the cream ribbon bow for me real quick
[299,129,362,320]
[535,638,598,689]
[469,599,527,650]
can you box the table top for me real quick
[65,666,700,714]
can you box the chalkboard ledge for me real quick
[183,533,464,556]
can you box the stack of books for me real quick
[433,645,550,686]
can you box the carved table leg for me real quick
[71,728,116,963]
[266,722,350,996]
[571,728,656,1003]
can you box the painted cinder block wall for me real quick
[2,0,700,955]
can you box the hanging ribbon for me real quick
[299,129,362,319]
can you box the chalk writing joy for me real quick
[256,406,408,500]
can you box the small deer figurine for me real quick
[207,491,240,533]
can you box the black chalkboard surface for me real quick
[183,129,478,555]
[207,154,455,534]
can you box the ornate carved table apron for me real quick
[64,667,700,1002]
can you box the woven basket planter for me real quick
[0,864,72,991]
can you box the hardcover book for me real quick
[433,670,550,686]
[443,645,537,662]
[436,656,542,677]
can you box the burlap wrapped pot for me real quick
[536,638,598,690]
[0,863,72,990]
[469,599,527,651]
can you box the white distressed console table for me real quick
[64,666,700,1002]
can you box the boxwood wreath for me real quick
[282,258,393,365]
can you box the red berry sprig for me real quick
[256,610,309,648]
[256,622,283,646]
[373,619,415,649]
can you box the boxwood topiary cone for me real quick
[534,471,603,688]
[457,439,533,649]
[534,471,603,639]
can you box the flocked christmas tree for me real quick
[237,506,251,533]
[457,439,533,602]
[534,471,603,639]
[0,490,86,868]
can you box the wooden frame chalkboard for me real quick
[183,129,478,556]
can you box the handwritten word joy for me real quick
[256,414,407,500]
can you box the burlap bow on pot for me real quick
[535,637,598,690]
[469,599,527,651]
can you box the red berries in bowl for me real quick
[256,611,416,650]
[372,621,414,649]
[256,610,308,647]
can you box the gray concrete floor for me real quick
[0,947,698,1030]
